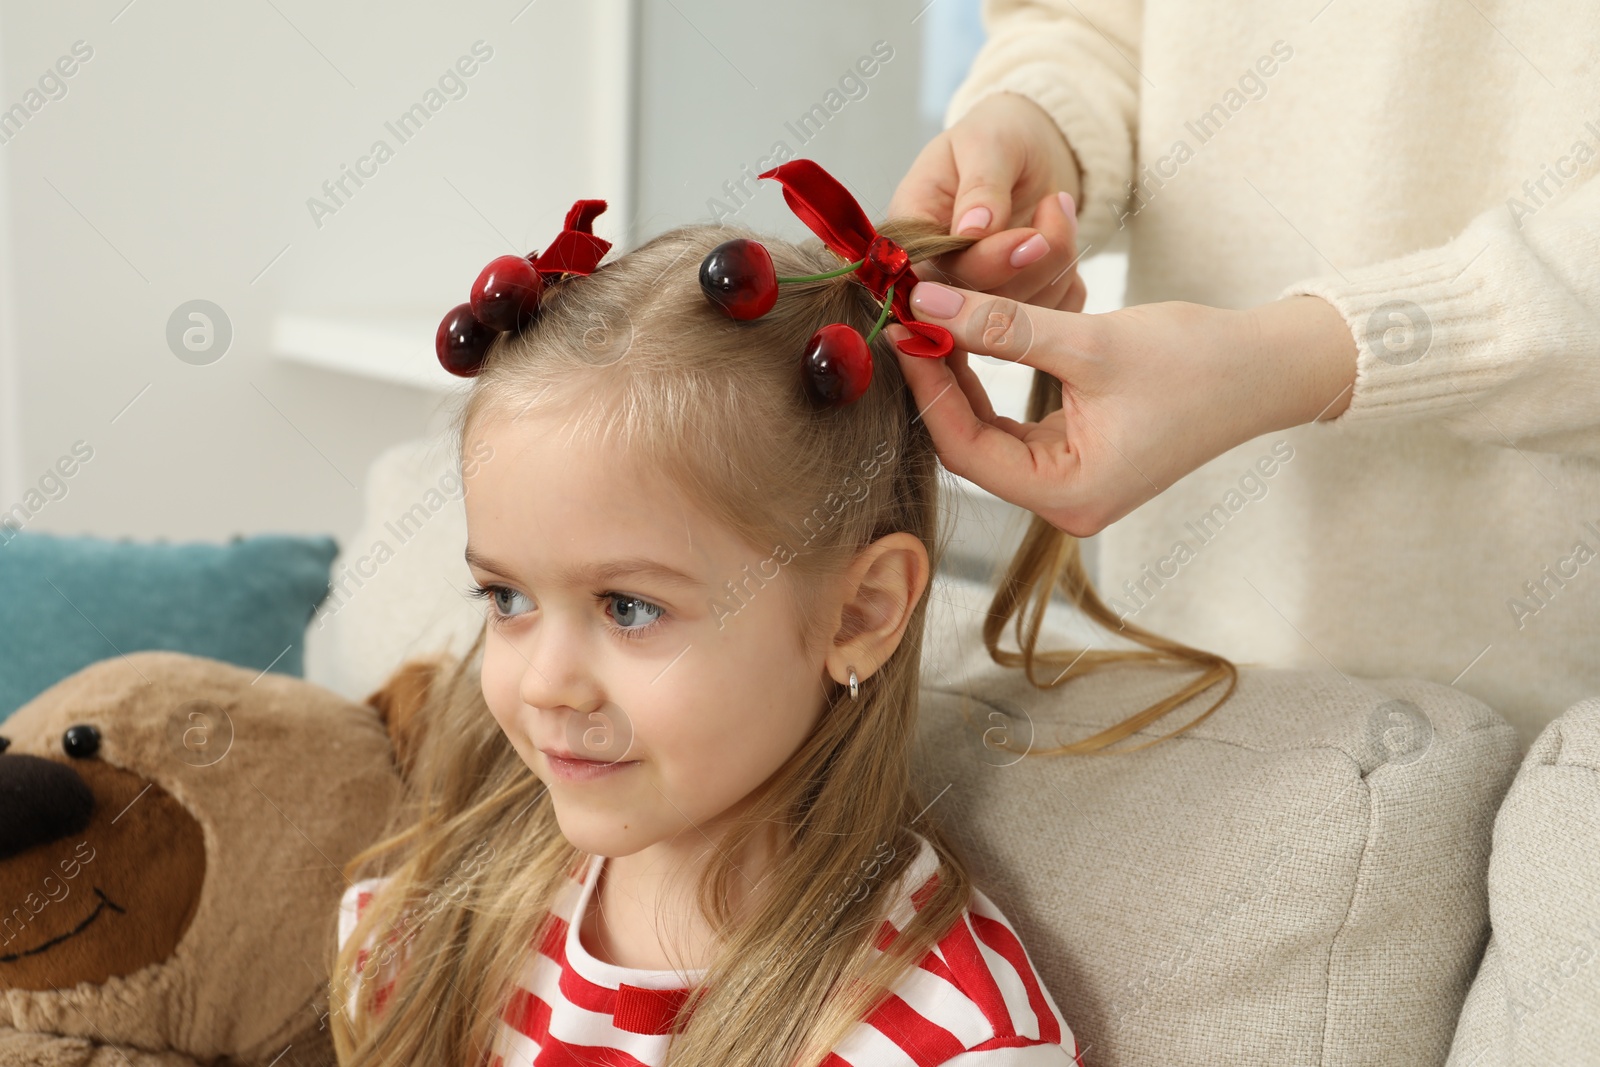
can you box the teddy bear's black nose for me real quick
[0,752,96,860]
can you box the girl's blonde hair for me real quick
[327,216,1237,1066]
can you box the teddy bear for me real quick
[0,650,426,1066]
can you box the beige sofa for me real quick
[304,438,1600,1065]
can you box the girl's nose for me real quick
[513,620,602,715]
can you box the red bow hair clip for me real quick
[435,199,613,377]
[697,159,954,407]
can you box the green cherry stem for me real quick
[864,283,896,346]
[776,258,865,283]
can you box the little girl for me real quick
[328,161,1232,1066]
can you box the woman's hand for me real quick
[891,93,1087,312]
[887,287,1359,537]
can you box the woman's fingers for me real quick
[888,136,958,224]
[887,328,998,427]
[1011,191,1083,309]
[1026,191,1086,310]
[1058,271,1088,314]
[945,350,999,424]
[888,329,1037,443]
[888,338,1035,484]
[886,111,1083,306]
[943,121,1027,237]
[889,339,1081,518]
[923,192,1080,305]
[905,281,1092,386]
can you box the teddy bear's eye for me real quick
[62,724,101,759]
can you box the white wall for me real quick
[0,0,632,547]
[630,4,926,243]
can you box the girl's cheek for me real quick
[633,692,717,756]
[480,651,522,728]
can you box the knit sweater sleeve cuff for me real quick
[1276,179,1600,454]
[1278,240,1498,424]
[945,63,1135,258]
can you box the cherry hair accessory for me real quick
[698,159,955,408]
[435,199,613,377]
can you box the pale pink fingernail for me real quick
[910,281,965,319]
[955,206,991,235]
[1009,234,1050,268]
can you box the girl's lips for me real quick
[541,750,639,782]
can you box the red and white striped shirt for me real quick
[337,833,1079,1066]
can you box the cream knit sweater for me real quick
[946,0,1600,747]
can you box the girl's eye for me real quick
[467,583,533,622]
[493,587,533,618]
[601,592,666,639]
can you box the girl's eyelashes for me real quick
[464,583,668,641]
[466,582,533,623]
[596,592,666,640]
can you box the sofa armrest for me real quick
[1448,696,1600,1064]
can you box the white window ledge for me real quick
[271,313,454,393]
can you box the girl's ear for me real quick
[364,656,452,781]
[827,531,930,684]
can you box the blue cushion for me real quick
[0,531,337,722]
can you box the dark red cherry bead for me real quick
[700,239,778,320]
[471,254,544,332]
[802,324,872,407]
[436,302,497,377]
